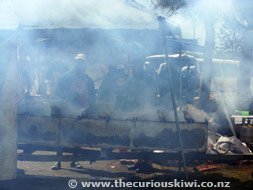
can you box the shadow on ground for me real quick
[0,167,252,190]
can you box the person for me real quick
[156,61,180,109]
[98,64,130,112]
[125,59,158,172]
[96,64,130,158]
[44,62,68,96]
[55,54,95,108]
[181,65,200,104]
[126,59,158,112]
[51,53,95,170]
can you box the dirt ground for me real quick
[0,151,253,190]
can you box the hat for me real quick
[75,53,87,61]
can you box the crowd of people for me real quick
[20,52,200,116]
[51,53,198,115]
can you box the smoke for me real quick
[0,1,161,119]
[0,33,18,180]
[3,1,253,180]
[2,0,252,137]
[0,0,158,29]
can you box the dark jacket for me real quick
[55,71,95,107]
[98,71,129,101]
[125,72,158,111]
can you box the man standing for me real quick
[51,53,95,170]
[126,59,158,112]
[55,54,95,109]
[98,64,130,111]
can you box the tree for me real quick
[232,0,253,104]
[151,0,186,15]
[215,16,242,54]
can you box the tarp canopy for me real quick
[0,0,159,30]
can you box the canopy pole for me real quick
[163,36,189,181]
[0,31,18,181]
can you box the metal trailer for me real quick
[17,114,207,153]
[17,114,207,169]
[17,114,253,163]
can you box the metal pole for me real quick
[163,36,189,181]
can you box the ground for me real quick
[0,151,253,190]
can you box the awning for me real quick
[0,0,159,30]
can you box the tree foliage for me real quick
[216,18,242,54]
[151,0,186,15]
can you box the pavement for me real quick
[0,151,253,189]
